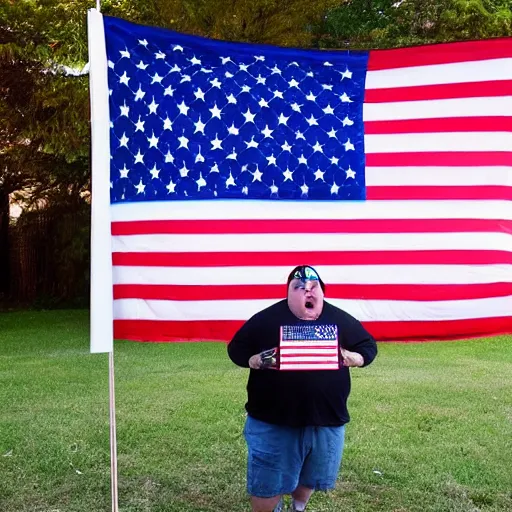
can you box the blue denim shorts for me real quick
[243,415,345,498]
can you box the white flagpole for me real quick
[87,10,112,355]
[87,6,118,512]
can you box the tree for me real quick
[0,0,92,295]
[314,0,512,49]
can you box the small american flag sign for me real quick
[279,324,339,371]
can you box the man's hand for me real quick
[340,348,364,367]
[248,354,262,369]
[249,348,278,369]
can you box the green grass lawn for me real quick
[0,310,511,512]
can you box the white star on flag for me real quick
[119,133,129,147]
[314,169,325,181]
[179,163,189,177]
[194,88,205,101]
[245,137,258,148]
[119,71,130,85]
[178,101,189,115]
[119,165,129,178]
[211,136,223,150]
[135,117,145,132]
[177,135,189,149]
[243,109,256,123]
[166,179,176,193]
[134,87,145,101]
[196,173,206,189]
[262,125,274,138]
[148,99,158,114]
[209,104,222,119]
[194,118,205,133]
[148,133,159,148]
[150,164,160,179]
[283,168,293,181]
[134,150,144,164]
[266,154,277,165]
[135,179,145,193]
[252,167,263,181]
[340,68,353,79]
[346,167,356,179]
[343,139,355,151]
[151,73,163,84]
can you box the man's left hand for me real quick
[340,348,364,367]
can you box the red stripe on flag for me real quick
[368,317,512,341]
[113,316,512,343]
[365,80,512,103]
[111,218,512,235]
[113,283,512,302]
[366,152,512,167]
[367,185,512,201]
[364,117,512,134]
[368,38,512,70]
[112,250,512,267]
[279,354,338,362]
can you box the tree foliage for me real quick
[0,0,91,207]
[315,0,512,49]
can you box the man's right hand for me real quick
[249,348,278,369]
[248,354,262,369]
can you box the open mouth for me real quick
[305,301,314,309]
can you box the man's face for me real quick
[287,278,324,320]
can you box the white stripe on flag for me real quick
[281,363,339,371]
[112,232,512,253]
[280,348,339,355]
[280,342,338,348]
[363,96,512,121]
[112,265,512,286]
[366,167,512,187]
[280,356,339,363]
[110,200,512,222]
[365,132,512,153]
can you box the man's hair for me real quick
[286,265,326,293]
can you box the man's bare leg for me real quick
[290,485,314,511]
[250,495,283,512]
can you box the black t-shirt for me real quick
[227,299,378,427]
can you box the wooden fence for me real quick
[6,208,90,306]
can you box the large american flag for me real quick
[95,14,512,345]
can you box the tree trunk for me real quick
[0,188,10,297]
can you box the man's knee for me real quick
[250,494,283,512]
[291,484,314,501]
